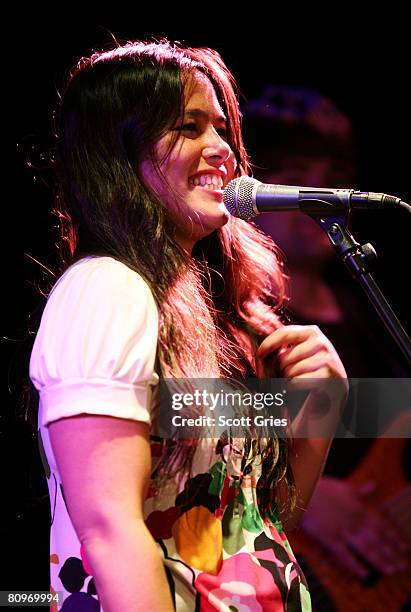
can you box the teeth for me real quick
[189,174,223,189]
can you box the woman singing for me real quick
[29,39,347,610]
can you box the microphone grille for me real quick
[223,176,259,219]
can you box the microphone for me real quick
[223,176,409,220]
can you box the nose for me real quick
[201,126,232,166]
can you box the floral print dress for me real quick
[30,256,311,611]
[145,437,311,611]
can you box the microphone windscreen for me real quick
[223,176,260,220]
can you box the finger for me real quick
[287,369,349,395]
[258,325,320,358]
[348,498,408,557]
[279,337,324,370]
[346,529,406,575]
[286,369,334,392]
[365,513,409,556]
[346,511,407,571]
[282,351,329,378]
[326,540,370,579]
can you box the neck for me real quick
[175,231,195,255]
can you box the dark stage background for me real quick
[4,18,410,595]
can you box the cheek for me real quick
[139,159,163,198]
[139,159,153,190]
[159,142,192,188]
[165,160,186,187]
[226,151,238,182]
[139,159,177,211]
[142,135,183,188]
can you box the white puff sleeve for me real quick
[29,256,159,428]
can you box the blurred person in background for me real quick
[242,85,411,612]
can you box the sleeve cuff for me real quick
[39,377,158,427]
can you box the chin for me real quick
[188,211,229,244]
[203,206,230,229]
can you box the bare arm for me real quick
[49,415,174,612]
[278,431,338,532]
[257,325,348,532]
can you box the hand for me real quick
[257,324,347,389]
[256,325,349,529]
[301,476,408,578]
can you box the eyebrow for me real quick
[185,108,227,123]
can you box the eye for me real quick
[216,126,228,139]
[172,123,198,133]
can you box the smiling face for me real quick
[139,72,237,252]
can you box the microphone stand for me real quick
[311,212,411,367]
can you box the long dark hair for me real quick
[32,38,296,516]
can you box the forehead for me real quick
[183,72,226,120]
